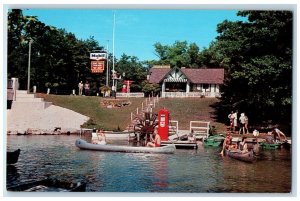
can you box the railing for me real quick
[162,92,221,98]
[169,120,178,136]
[116,92,145,98]
[189,121,211,140]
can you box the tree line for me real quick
[7,9,292,126]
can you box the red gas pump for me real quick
[158,108,169,141]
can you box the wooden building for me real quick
[148,65,224,98]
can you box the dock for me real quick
[161,140,198,149]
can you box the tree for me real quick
[115,54,147,92]
[210,11,292,125]
[7,9,102,93]
[141,81,161,97]
[153,41,202,68]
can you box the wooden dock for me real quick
[161,140,198,149]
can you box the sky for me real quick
[22,9,245,61]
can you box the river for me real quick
[6,135,292,193]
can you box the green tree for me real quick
[115,54,147,92]
[153,41,202,68]
[141,81,161,97]
[211,11,292,125]
[7,9,102,94]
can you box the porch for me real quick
[161,91,221,98]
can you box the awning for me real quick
[164,78,187,83]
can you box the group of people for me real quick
[265,128,287,143]
[90,127,162,147]
[228,110,249,135]
[78,81,90,96]
[220,132,249,156]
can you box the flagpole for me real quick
[112,11,116,97]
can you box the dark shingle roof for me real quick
[148,68,171,83]
[149,67,224,84]
[181,68,224,84]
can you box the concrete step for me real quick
[10,90,52,111]
[16,93,36,98]
[11,101,52,111]
[16,90,28,94]
[15,97,44,102]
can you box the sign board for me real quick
[91,61,105,73]
[90,52,107,60]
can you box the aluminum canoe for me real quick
[75,139,175,154]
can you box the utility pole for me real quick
[27,39,33,94]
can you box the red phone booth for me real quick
[158,108,169,141]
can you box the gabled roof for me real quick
[148,68,171,83]
[148,67,224,84]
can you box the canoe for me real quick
[260,142,281,149]
[203,135,224,147]
[75,138,175,154]
[7,149,21,165]
[7,178,86,192]
[224,149,255,162]
[161,140,198,149]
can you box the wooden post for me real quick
[142,102,143,111]
[136,107,139,115]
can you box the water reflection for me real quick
[152,155,168,190]
[6,135,291,193]
[7,165,20,184]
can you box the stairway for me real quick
[11,90,52,111]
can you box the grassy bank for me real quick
[39,94,227,133]
[38,94,144,131]
[153,97,226,132]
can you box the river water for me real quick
[6,135,292,194]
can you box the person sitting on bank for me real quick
[146,128,161,147]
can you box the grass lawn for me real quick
[154,97,227,133]
[38,94,144,131]
[39,94,227,133]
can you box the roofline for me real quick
[158,66,192,83]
